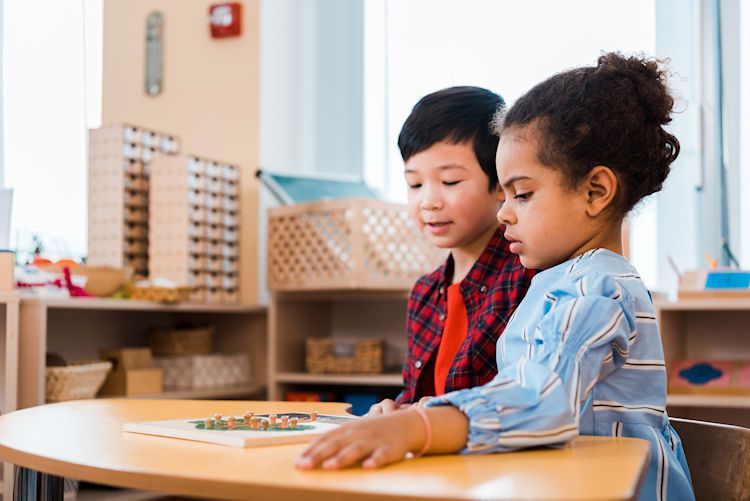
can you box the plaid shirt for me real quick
[396,226,535,404]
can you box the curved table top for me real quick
[0,399,649,500]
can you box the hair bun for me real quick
[596,52,674,126]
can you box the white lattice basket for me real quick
[267,198,444,291]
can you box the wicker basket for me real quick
[306,338,383,374]
[267,198,445,291]
[150,326,214,356]
[130,285,194,303]
[45,361,113,402]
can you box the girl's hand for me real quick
[295,410,426,470]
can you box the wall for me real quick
[101,0,260,304]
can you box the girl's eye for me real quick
[407,183,422,190]
[514,192,532,200]
[443,180,462,186]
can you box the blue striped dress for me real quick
[427,248,695,501]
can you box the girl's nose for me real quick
[497,201,514,225]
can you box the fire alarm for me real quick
[209,3,242,38]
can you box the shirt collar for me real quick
[437,226,515,295]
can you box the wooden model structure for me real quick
[88,124,180,277]
[148,154,240,304]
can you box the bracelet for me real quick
[410,406,432,457]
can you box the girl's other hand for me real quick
[295,410,425,470]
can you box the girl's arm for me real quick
[295,405,469,470]
[297,273,637,468]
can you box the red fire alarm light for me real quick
[209,3,242,38]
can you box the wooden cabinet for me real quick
[267,290,409,404]
[657,298,750,427]
[0,292,19,500]
[18,297,267,409]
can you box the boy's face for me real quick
[495,129,595,270]
[404,141,501,252]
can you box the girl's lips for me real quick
[509,241,522,254]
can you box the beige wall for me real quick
[102,0,260,304]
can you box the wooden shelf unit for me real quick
[268,289,409,401]
[0,292,19,501]
[656,298,750,426]
[18,296,267,409]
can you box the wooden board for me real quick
[123,412,350,447]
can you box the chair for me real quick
[670,417,750,501]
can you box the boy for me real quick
[370,86,535,413]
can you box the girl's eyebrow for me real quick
[501,175,532,189]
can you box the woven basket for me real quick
[45,361,113,402]
[130,285,194,303]
[306,338,383,374]
[267,198,445,291]
[150,326,214,356]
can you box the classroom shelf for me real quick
[275,372,403,387]
[657,298,750,427]
[667,393,750,409]
[269,292,410,400]
[19,295,267,409]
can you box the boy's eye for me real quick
[443,180,462,186]
[407,183,422,189]
[514,192,532,200]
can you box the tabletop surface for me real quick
[0,399,650,501]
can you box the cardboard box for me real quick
[98,347,162,396]
[98,368,163,396]
[154,353,250,390]
[100,347,154,370]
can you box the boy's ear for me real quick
[583,166,618,217]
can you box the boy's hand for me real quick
[366,396,432,416]
[365,398,403,416]
[295,410,426,470]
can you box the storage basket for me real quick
[150,326,214,356]
[45,361,113,402]
[306,338,383,374]
[154,353,251,390]
[267,198,444,291]
[130,285,194,303]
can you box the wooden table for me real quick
[0,400,650,500]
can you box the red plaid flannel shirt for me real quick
[396,226,535,404]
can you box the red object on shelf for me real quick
[209,3,242,38]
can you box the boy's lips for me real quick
[424,221,453,235]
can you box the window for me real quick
[2,0,102,262]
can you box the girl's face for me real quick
[495,129,600,270]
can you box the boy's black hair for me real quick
[398,86,505,191]
[495,52,679,214]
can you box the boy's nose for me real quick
[420,198,442,210]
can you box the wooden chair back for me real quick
[670,417,750,501]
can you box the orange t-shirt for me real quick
[434,283,469,395]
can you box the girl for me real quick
[296,52,695,501]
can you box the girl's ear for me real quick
[584,166,618,217]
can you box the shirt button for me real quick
[439,313,446,321]
[480,285,488,293]
[415,360,423,369]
